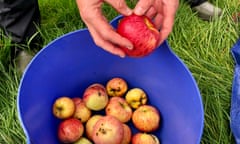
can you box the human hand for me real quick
[76,0,134,57]
[134,0,179,45]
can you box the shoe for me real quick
[192,1,222,21]
[15,50,33,74]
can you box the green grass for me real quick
[0,0,239,143]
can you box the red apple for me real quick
[83,83,109,111]
[72,97,92,123]
[52,96,75,119]
[132,105,160,132]
[132,133,160,144]
[106,77,128,97]
[121,124,132,144]
[92,115,124,144]
[58,118,84,143]
[117,14,160,57]
[85,115,103,140]
[105,97,132,123]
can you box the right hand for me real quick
[76,0,134,58]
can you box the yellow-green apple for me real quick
[132,105,160,132]
[52,96,75,119]
[73,137,93,144]
[58,118,84,143]
[117,14,160,57]
[72,97,92,123]
[106,77,128,97]
[121,124,132,144]
[125,88,148,109]
[92,115,124,144]
[131,133,160,144]
[83,83,109,111]
[85,115,103,140]
[105,97,132,123]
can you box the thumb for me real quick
[105,0,132,16]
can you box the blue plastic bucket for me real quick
[17,16,204,144]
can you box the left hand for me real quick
[133,0,179,45]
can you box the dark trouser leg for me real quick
[187,0,207,7]
[0,0,40,45]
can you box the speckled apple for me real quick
[106,77,128,97]
[83,83,109,111]
[105,97,132,123]
[92,115,124,144]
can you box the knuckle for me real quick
[116,0,125,10]
[93,38,104,47]
[100,28,113,39]
[79,9,93,22]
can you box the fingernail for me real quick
[134,6,144,15]
[119,54,125,58]
[126,8,133,16]
[126,45,133,50]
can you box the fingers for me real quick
[105,0,132,16]
[87,16,134,57]
[88,15,133,57]
[134,0,155,15]
[153,13,163,30]
[88,27,126,57]
[76,0,134,57]
[158,0,179,45]
[145,6,157,19]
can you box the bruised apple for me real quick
[52,96,75,119]
[106,77,128,97]
[83,83,109,111]
[132,133,160,144]
[58,118,84,143]
[132,105,160,132]
[92,115,124,144]
[125,88,148,109]
[72,97,92,123]
[117,14,160,57]
[105,97,132,123]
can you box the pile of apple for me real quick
[52,77,161,144]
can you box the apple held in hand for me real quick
[106,77,128,97]
[132,105,160,132]
[83,83,109,111]
[58,118,84,143]
[92,115,124,144]
[117,14,160,57]
[72,97,92,123]
[52,96,75,119]
[105,97,132,123]
[132,133,160,144]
